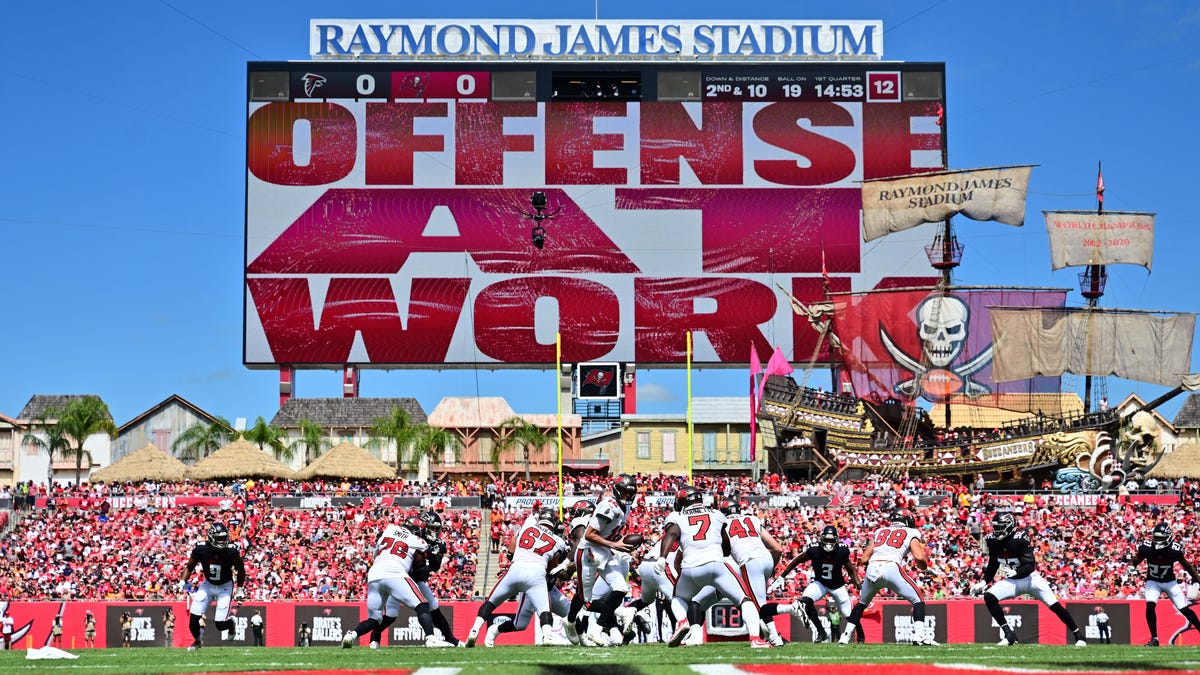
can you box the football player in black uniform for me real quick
[769,525,863,643]
[182,522,246,650]
[1132,522,1200,646]
[411,511,464,646]
[982,511,1086,647]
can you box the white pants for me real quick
[367,575,425,621]
[802,580,854,616]
[674,560,752,605]
[513,585,571,630]
[857,560,923,605]
[737,555,775,604]
[987,572,1058,605]
[1146,579,1189,609]
[189,580,233,621]
[487,564,551,615]
[416,580,440,609]
[579,546,630,601]
[637,560,675,603]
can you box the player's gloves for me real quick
[997,564,1016,579]
[651,557,667,576]
[234,587,246,601]
[549,560,572,577]
[767,576,786,595]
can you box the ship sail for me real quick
[860,165,1034,241]
[1043,210,1155,270]
[990,307,1195,387]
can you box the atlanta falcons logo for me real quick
[583,369,614,388]
[301,73,327,97]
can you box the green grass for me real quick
[3,643,1199,674]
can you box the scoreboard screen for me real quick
[244,61,945,369]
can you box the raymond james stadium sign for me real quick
[310,19,883,60]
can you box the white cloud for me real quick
[634,381,676,403]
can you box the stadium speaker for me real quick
[492,71,537,101]
[250,72,290,102]
[657,71,701,101]
[902,71,943,101]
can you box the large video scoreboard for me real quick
[245,60,945,369]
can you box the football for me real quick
[622,534,646,548]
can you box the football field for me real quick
[2,643,1197,675]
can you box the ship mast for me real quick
[1078,162,1107,413]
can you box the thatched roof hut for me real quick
[186,439,298,480]
[90,443,188,483]
[1146,443,1200,480]
[295,441,396,480]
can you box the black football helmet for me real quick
[820,525,839,552]
[675,485,704,511]
[536,507,560,532]
[1152,523,1173,549]
[613,474,638,503]
[570,500,595,519]
[419,511,442,541]
[718,499,737,516]
[403,514,426,536]
[207,522,230,549]
[889,509,915,528]
[992,511,1016,539]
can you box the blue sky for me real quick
[3,1,1199,428]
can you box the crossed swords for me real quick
[880,328,994,399]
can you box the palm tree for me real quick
[56,396,118,484]
[408,424,462,473]
[492,416,557,482]
[172,416,239,462]
[22,409,72,486]
[244,416,291,463]
[288,418,331,467]
[367,406,420,476]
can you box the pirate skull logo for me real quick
[917,295,969,367]
[880,292,993,401]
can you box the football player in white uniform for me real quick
[839,510,934,646]
[721,499,791,646]
[467,508,568,647]
[342,515,451,648]
[579,474,639,644]
[660,486,768,649]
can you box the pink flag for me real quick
[1097,164,1105,205]
[750,343,763,460]
[755,346,794,415]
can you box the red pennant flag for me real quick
[1096,164,1105,205]
[821,247,831,293]
[935,103,945,127]
[756,346,794,408]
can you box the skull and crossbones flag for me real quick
[832,288,1066,405]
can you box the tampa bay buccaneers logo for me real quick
[301,73,327,97]
[583,368,613,389]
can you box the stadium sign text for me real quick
[310,20,883,60]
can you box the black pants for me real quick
[253,627,264,646]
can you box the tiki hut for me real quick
[1145,443,1200,480]
[90,443,189,483]
[295,441,396,480]
[186,438,298,480]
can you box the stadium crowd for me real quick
[0,474,1196,604]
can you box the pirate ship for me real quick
[758,166,1197,491]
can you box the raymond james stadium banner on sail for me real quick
[309,20,883,60]
[860,166,1033,242]
[1043,211,1155,271]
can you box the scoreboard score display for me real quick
[245,61,945,369]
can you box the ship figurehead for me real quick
[880,293,994,401]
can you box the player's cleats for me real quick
[563,620,580,645]
[341,630,356,648]
[1074,639,1087,647]
[186,640,202,651]
[1146,637,1160,646]
[790,603,811,629]
[368,641,379,649]
[998,636,1018,646]
[425,634,453,648]
[838,623,857,644]
[465,624,480,648]
[484,616,509,647]
[750,636,772,648]
[616,606,636,636]
[668,620,690,647]
[683,625,704,646]
[539,631,572,646]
